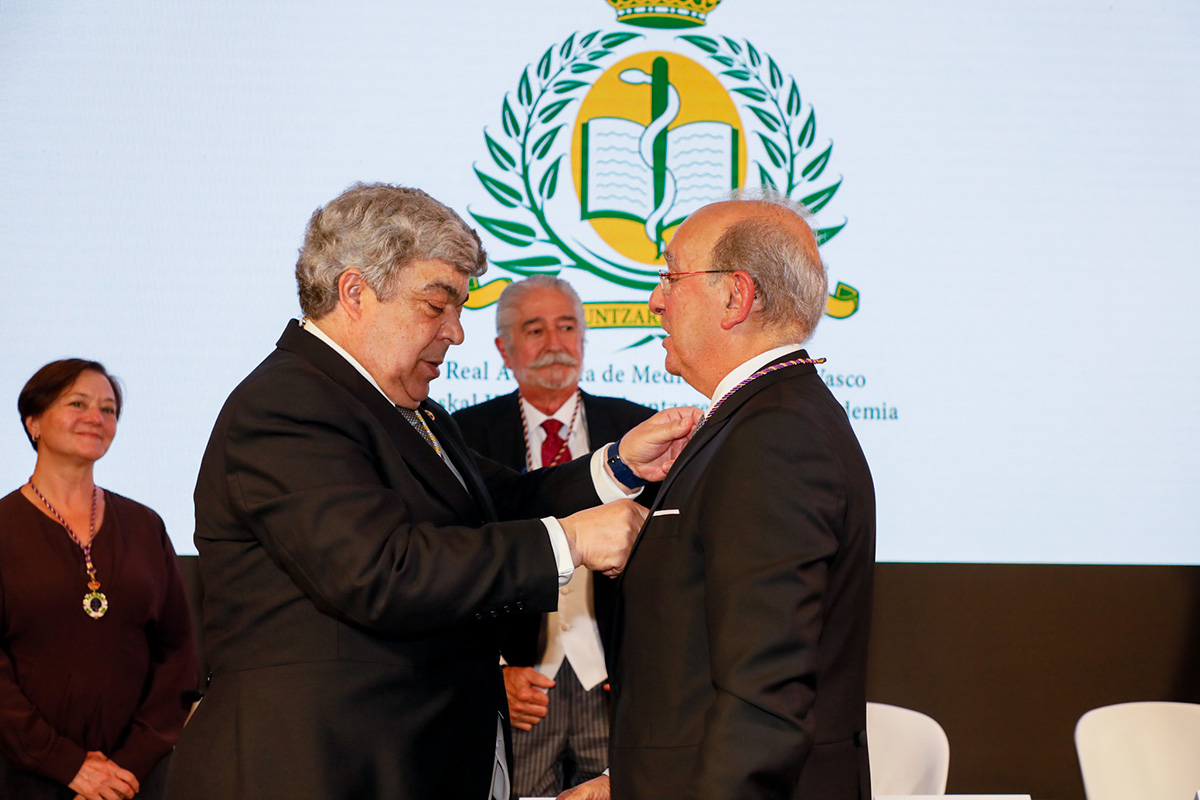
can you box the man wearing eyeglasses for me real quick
[566,195,877,800]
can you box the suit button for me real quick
[502,605,511,614]
[475,613,483,620]
[854,729,868,748]
[515,601,524,610]
[490,609,498,618]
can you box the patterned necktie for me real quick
[398,407,443,457]
[398,406,468,489]
[541,419,572,467]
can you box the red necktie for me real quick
[541,419,572,467]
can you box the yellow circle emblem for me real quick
[572,51,746,264]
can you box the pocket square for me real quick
[652,508,681,516]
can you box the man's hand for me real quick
[68,751,139,800]
[618,406,703,482]
[503,666,555,731]
[557,774,610,799]
[560,499,649,577]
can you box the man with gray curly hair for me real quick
[566,196,876,800]
[295,183,489,320]
[166,183,700,800]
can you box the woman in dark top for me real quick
[0,359,197,800]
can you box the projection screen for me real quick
[2,0,1197,562]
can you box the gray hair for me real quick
[495,275,587,346]
[296,182,488,318]
[708,191,828,342]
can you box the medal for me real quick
[28,481,108,620]
[83,583,109,619]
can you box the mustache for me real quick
[529,351,581,369]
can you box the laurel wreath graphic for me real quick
[678,34,845,246]
[471,29,657,291]
[471,29,848,300]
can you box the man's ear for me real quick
[495,336,515,369]
[720,271,757,330]
[337,270,366,320]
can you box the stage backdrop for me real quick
[2,0,1197,561]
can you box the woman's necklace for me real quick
[28,481,108,619]
[519,390,581,471]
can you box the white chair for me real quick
[1075,701,1200,800]
[867,702,950,796]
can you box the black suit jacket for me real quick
[452,390,654,665]
[165,322,600,800]
[608,352,876,800]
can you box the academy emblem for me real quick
[468,0,860,337]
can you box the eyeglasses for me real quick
[657,269,733,294]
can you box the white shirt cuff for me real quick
[544,448,643,588]
[590,444,644,502]
[543,517,575,586]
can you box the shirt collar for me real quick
[708,343,805,410]
[519,390,580,431]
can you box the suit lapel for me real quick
[422,402,494,522]
[662,350,820,494]
[275,321,484,522]
[653,348,818,504]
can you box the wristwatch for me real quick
[606,440,647,489]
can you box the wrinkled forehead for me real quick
[517,288,581,323]
[664,206,731,267]
[401,258,470,305]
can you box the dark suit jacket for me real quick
[452,390,654,665]
[165,322,600,800]
[608,352,876,800]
